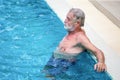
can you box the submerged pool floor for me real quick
[0,0,65,80]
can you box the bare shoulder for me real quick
[76,29,90,42]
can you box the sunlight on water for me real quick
[0,0,65,80]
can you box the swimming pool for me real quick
[0,0,66,80]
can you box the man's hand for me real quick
[94,62,107,72]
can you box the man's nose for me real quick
[64,19,67,23]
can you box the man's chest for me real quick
[59,36,78,47]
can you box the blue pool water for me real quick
[0,0,66,80]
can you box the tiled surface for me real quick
[89,0,120,28]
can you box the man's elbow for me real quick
[92,49,103,55]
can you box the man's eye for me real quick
[67,17,70,21]
[67,18,70,21]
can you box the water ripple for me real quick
[0,0,64,80]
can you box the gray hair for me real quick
[69,8,85,27]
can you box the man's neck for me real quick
[68,27,82,35]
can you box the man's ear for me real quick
[76,21,81,26]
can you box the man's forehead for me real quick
[66,12,74,19]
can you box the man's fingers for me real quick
[97,65,101,72]
[94,63,107,72]
[94,63,101,72]
[101,64,107,72]
[101,65,105,72]
[105,65,107,71]
[94,64,97,70]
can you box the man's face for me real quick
[64,12,75,27]
[64,12,78,31]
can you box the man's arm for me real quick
[77,33,107,72]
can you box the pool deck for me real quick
[46,0,120,80]
[89,0,120,28]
